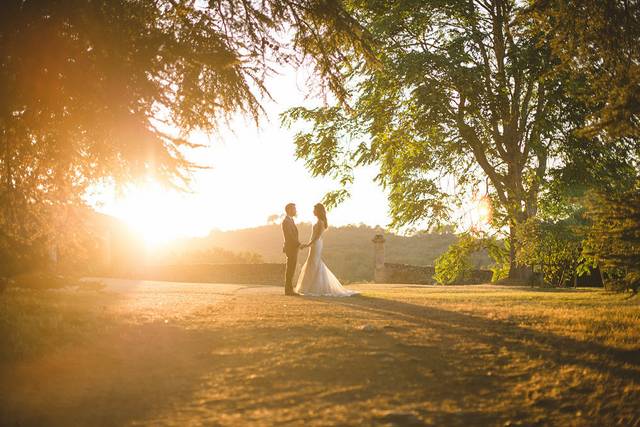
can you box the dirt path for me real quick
[2,281,639,426]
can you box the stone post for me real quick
[372,234,386,283]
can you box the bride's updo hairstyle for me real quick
[314,203,328,229]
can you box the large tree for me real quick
[531,0,640,140]
[283,0,589,278]
[0,0,372,273]
[530,0,640,291]
[583,189,640,292]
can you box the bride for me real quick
[295,203,359,297]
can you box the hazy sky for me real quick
[93,65,391,243]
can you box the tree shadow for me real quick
[1,320,223,427]
[325,294,640,372]
[300,294,640,424]
[2,291,639,427]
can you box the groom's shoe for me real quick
[285,291,301,296]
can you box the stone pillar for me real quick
[372,234,386,283]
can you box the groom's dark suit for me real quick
[281,216,301,295]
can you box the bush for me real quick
[434,234,507,285]
[433,235,479,284]
[515,217,586,287]
[486,238,510,282]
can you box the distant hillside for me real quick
[172,223,491,282]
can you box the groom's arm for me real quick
[281,220,291,253]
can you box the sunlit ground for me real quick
[1,282,639,426]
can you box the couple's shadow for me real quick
[308,293,640,380]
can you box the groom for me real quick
[281,202,302,296]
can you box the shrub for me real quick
[434,234,507,285]
[515,217,586,287]
[434,235,479,284]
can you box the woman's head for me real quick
[313,203,328,228]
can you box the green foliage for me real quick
[433,233,506,285]
[539,136,639,223]
[0,236,48,278]
[516,1,640,286]
[486,238,510,282]
[532,0,640,140]
[515,217,586,287]
[434,235,482,285]
[282,0,600,277]
[583,189,640,292]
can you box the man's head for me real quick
[285,203,297,217]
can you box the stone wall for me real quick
[463,269,494,284]
[380,263,493,285]
[129,263,285,286]
[382,263,437,285]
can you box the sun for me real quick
[106,183,198,247]
[476,196,492,225]
[467,194,493,231]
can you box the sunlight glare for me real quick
[467,194,492,232]
[477,196,492,225]
[106,183,203,247]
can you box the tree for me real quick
[531,0,640,140]
[583,189,640,292]
[530,1,640,292]
[515,217,585,287]
[433,234,479,285]
[283,0,590,279]
[0,0,373,274]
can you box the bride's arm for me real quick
[303,223,323,248]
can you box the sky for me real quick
[92,65,392,244]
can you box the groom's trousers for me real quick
[284,250,298,294]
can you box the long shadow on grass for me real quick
[303,294,640,424]
[195,294,640,425]
[1,321,223,427]
[320,294,640,375]
[0,302,524,426]
[3,319,501,426]
[3,291,639,427]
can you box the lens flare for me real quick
[104,183,204,247]
[468,194,492,231]
[477,196,492,225]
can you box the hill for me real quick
[167,224,491,282]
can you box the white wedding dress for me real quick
[295,221,359,297]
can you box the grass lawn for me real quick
[1,282,639,426]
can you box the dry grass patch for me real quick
[1,282,639,426]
